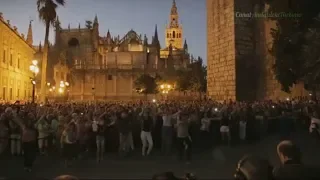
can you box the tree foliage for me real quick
[263,0,320,92]
[175,56,207,93]
[85,20,92,29]
[134,74,159,95]
[37,0,65,102]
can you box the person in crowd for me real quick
[60,122,78,167]
[220,111,230,146]
[176,110,191,164]
[35,113,50,155]
[11,111,38,172]
[234,155,273,180]
[199,112,212,149]
[9,110,21,156]
[94,111,107,162]
[117,111,131,156]
[139,108,154,156]
[160,107,180,155]
[54,175,79,180]
[273,140,320,179]
[309,111,320,142]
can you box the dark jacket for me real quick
[273,160,320,180]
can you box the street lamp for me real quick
[159,83,173,100]
[29,60,39,103]
[58,81,69,97]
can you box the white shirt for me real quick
[162,115,172,127]
[200,118,211,131]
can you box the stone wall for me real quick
[234,0,257,101]
[207,0,236,101]
[207,0,309,101]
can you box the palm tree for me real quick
[37,0,65,103]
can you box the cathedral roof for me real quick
[119,29,142,45]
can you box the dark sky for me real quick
[1,0,206,63]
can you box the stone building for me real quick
[36,0,190,101]
[0,13,36,103]
[206,0,308,101]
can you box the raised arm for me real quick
[171,110,181,119]
[139,108,144,117]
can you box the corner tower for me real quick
[165,0,183,49]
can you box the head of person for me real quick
[54,175,78,180]
[276,140,301,164]
[121,111,127,118]
[4,107,13,117]
[234,155,273,180]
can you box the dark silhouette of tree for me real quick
[85,20,92,29]
[262,0,320,92]
[37,0,65,102]
[134,74,158,97]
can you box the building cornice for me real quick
[0,17,36,53]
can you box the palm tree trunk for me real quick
[40,22,50,103]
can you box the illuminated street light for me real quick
[49,88,53,92]
[58,87,64,94]
[47,82,50,86]
[29,60,39,103]
[152,99,156,103]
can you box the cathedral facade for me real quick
[42,0,189,101]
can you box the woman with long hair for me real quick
[61,122,77,167]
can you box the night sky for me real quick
[1,0,206,63]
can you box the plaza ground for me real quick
[1,132,319,179]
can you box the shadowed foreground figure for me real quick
[152,172,197,180]
[234,155,273,180]
[273,140,320,180]
[54,175,79,180]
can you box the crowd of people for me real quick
[0,97,319,179]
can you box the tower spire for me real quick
[183,39,188,53]
[26,20,33,45]
[94,14,98,24]
[106,29,111,38]
[171,0,178,15]
[154,24,158,41]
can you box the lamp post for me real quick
[160,83,172,100]
[29,60,39,103]
[58,81,69,101]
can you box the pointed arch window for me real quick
[169,33,172,38]
[172,31,176,38]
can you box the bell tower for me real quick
[165,0,183,49]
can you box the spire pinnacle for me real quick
[171,0,178,15]
[26,20,33,45]
[94,14,98,24]
[184,39,188,51]
[39,41,42,52]
[106,29,111,38]
[154,24,158,40]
